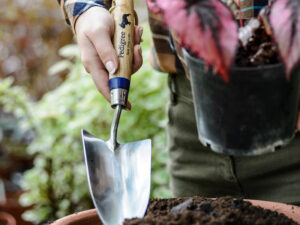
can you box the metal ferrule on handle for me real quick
[109,0,135,108]
[110,77,130,107]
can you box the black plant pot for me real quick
[183,49,300,156]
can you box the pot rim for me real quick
[51,199,300,225]
[0,212,16,225]
[182,48,284,72]
[51,209,101,225]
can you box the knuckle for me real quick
[81,57,91,73]
[99,48,114,61]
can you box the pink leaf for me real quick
[146,0,162,14]
[270,0,300,79]
[148,0,238,82]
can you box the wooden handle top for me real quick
[110,0,135,80]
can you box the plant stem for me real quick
[238,0,243,27]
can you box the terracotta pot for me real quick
[0,211,16,225]
[51,199,300,225]
[51,210,101,225]
[0,192,33,225]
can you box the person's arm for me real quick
[58,0,143,108]
[57,0,110,30]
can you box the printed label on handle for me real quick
[120,14,131,28]
[118,30,126,58]
[111,5,134,81]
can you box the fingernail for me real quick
[139,27,143,42]
[139,27,143,37]
[105,61,116,75]
[138,45,142,55]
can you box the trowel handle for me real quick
[109,0,135,108]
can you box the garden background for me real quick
[0,0,171,224]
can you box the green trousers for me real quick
[167,73,300,206]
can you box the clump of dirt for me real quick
[235,26,280,67]
[124,196,299,225]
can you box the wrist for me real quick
[74,6,109,34]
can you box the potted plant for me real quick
[147,0,300,155]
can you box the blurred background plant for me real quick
[0,0,73,99]
[0,0,72,224]
[0,1,171,224]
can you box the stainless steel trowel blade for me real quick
[81,129,151,225]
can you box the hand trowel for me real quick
[81,1,152,224]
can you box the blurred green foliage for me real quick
[0,0,73,99]
[0,24,171,224]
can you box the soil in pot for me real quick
[124,196,299,225]
[235,26,279,67]
[51,196,300,225]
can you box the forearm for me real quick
[57,0,112,31]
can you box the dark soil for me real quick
[124,196,299,225]
[235,26,280,67]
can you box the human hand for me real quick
[75,6,143,109]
